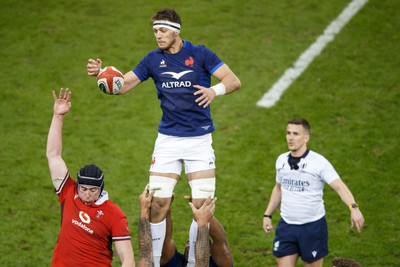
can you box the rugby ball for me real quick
[97,66,124,95]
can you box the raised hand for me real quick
[87,58,102,76]
[139,185,154,212]
[189,196,217,226]
[52,88,71,116]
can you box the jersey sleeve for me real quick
[110,205,131,242]
[133,53,152,82]
[320,158,340,184]
[275,165,281,183]
[275,153,287,183]
[201,46,224,74]
[55,173,76,203]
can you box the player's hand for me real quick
[189,196,216,226]
[193,84,216,108]
[87,58,102,76]
[139,186,153,212]
[350,208,365,233]
[263,217,274,234]
[53,88,71,116]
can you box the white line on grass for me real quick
[256,0,368,108]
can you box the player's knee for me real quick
[148,176,177,222]
[151,197,170,211]
[189,177,216,199]
[149,175,177,198]
[150,198,171,222]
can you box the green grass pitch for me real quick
[0,0,399,266]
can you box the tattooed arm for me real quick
[195,225,210,267]
[189,197,217,267]
[137,188,154,267]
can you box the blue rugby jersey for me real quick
[133,40,224,137]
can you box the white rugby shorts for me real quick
[149,133,216,174]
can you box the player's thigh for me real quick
[149,157,183,176]
[186,169,215,180]
[276,254,298,267]
[150,133,184,175]
[184,156,215,179]
[151,133,215,176]
[298,217,328,263]
[183,133,216,175]
[304,258,323,267]
[187,171,216,208]
[150,171,180,179]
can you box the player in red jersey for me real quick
[46,88,135,267]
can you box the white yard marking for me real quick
[256,0,368,108]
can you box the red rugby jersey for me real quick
[51,173,131,267]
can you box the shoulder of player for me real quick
[277,151,290,161]
[304,150,330,162]
[182,40,211,52]
[143,48,163,59]
[57,175,76,194]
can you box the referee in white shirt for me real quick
[263,118,364,267]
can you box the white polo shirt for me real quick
[275,150,340,224]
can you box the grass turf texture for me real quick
[1,0,399,266]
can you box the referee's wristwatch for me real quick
[349,203,359,210]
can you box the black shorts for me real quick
[272,216,328,262]
[161,249,186,267]
[161,249,226,267]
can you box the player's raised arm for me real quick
[87,58,102,76]
[86,58,141,95]
[86,58,103,77]
[118,70,142,94]
[138,187,154,267]
[46,88,71,187]
[188,196,216,267]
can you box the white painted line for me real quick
[256,0,368,108]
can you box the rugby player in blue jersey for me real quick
[87,8,240,267]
